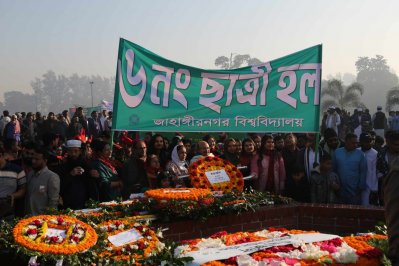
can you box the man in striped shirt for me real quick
[0,147,26,219]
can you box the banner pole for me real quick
[314,44,323,166]
[110,130,115,154]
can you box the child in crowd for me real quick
[158,172,172,188]
[146,154,162,189]
[284,164,310,203]
[310,153,340,204]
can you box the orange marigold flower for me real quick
[13,215,97,255]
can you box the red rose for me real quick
[115,221,122,227]
[210,231,227,239]
[138,242,146,249]
[135,225,144,232]
[116,249,122,255]
[27,228,37,235]
[57,217,64,224]
[71,235,80,242]
[33,220,41,226]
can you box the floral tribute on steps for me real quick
[13,215,97,255]
[175,227,386,266]
[189,156,245,192]
[96,218,166,264]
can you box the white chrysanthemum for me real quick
[236,254,265,266]
[117,224,124,230]
[290,238,304,248]
[254,230,285,239]
[28,234,37,239]
[130,244,138,250]
[174,244,190,257]
[196,238,226,249]
[332,242,358,263]
[277,243,329,260]
[100,226,108,232]
[156,242,165,251]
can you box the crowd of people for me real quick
[1,105,398,222]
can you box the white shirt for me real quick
[99,115,107,130]
[358,147,378,191]
[0,116,11,135]
[325,113,341,134]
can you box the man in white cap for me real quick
[325,106,341,135]
[372,106,387,138]
[54,139,97,210]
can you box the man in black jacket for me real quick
[121,140,148,199]
[55,140,97,209]
[372,106,387,139]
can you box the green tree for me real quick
[31,70,115,113]
[386,87,399,111]
[3,91,36,113]
[321,79,364,111]
[355,55,398,110]
[214,53,262,69]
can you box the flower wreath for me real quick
[97,218,164,264]
[99,199,137,207]
[145,187,212,202]
[189,156,244,192]
[13,215,97,255]
[176,228,385,266]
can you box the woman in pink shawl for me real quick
[250,135,286,194]
[4,115,21,142]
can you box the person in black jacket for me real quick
[55,140,98,209]
[121,140,149,199]
[295,134,325,202]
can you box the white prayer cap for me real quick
[66,139,82,148]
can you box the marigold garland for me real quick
[189,156,244,192]
[97,218,164,263]
[13,215,97,255]
[145,187,212,201]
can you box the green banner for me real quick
[113,38,322,133]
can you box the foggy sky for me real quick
[1,0,399,109]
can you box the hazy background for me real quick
[1,0,399,113]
